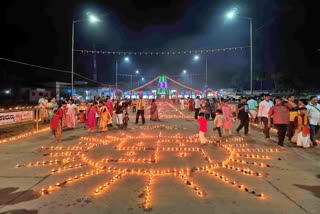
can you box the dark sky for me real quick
[1,0,319,91]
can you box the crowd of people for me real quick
[194,94,319,148]
[38,93,320,149]
[37,94,160,142]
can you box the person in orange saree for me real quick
[99,101,111,131]
[294,107,311,148]
[150,99,160,121]
[50,101,64,142]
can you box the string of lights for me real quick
[74,45,250,55]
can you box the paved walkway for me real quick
[0,102,319,214]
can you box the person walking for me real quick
[236,97,251,135]
[136,95,146,125]
[213,109,225,138]
[247,96,258,125]
[284,95,299,143]
[268,97,290,147]
[197,112,207,144]
[194,96,201,119]
[258,94,274,138]
[50,101,64,142]
[306,95,320,147]
[221,100,233,136]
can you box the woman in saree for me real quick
[50,101,64,142]
[99,101,111,131]
[150,99,160,121]
[46,97,57,121]
[85,101,99,132]
[65,99,77,128]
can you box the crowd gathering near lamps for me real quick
[14,102,281,210]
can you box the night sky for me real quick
[1,0,319,92]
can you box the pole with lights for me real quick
[226,8,253,95]
[115,57,130,90]
[71,13,100,98]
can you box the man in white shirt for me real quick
[180,98,185,111]
[306,96,320,146]
[194,96,201,119]
[258,94,274,138]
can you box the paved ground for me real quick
[0,102,319,214]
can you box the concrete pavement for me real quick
[0,102,319,214]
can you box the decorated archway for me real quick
[126,75,202,99]
[112,89,124,98]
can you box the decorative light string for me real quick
[74,45,250,55]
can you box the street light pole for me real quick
[205,58,208,87]
[250,18,253,96]
[225,9,253,96]
[71,21,75,99]
[115,60,118,90]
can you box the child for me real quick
[123,113,130,129]
[213,109,225,138]
[79,110,85,123]
[294,107,311,148]
[197,112,207,144]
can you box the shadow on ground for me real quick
[293,184,320,199]
[0,187,40,206]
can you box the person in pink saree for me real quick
[65,99,77,128]
[85,101,99,132]
[150,99,160,121]
[221,100,233,136]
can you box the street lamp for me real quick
[115,57,130,90]
[193,55,208,87]
[225,8,253,95]
[130,70,140,89]
[71,13,100,98]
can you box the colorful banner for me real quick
[0,111,33,126]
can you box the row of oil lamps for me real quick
[0,128,50,144]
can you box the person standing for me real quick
[114,98,124,128]
[65,99,77,128]
[194,96,201,119]
[105,96,114,127]
[38,95,49,123]
[284,95,299,143]
[131,98,137,113]
[268,97,290,147]
[258,94,274,138]
[294,107,311,148]
[50,101,64,142]
[306,95,320,146]
[85,102,99,133]
[136,95,146,125]
[197,112,207,144]
[99,101,111,131]
[247,97,258,125]
[180,98,185,111]
[221,100,233,136]
[236,97,251,135]
[150,99,160,121]
[46,97,57,121]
